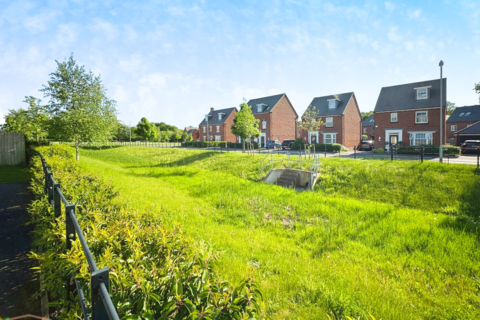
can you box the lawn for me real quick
[78,146,480,319]
[0,164,32,183]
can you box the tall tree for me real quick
[475,83,480,102]
[361,111,374,121]
[447,101,456,115]
[231,102,260,152]
[2,97,49,141]
[2,109,29,134]
[41,54,117,160]
[136,117,158,141]
[298,106,323,142]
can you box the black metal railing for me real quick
[40,154,120,320]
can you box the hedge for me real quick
[396,145,460,155]
[182,141,227,148]
[226,142,259,149]
[291,139,344,152]
[28,145,262,319]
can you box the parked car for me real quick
[357,140,375,151]
[461,140,480,154]
[266,140,282,149]
[282,139,295,149]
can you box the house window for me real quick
[459,112,465,117]
[410,133,433,146]
[416,88,428,100]
[262,120,267,129]
[203,127,206,133]
[363,128,367,133]
[451,125,457,132]
[328,100,335,109]
[215,135,221,141]
[257,104,267,113]
[326,117,333,127]
[415,111,428,124]
[218,114,222,120]
[209,126,212,131]
[203,136,206,141]
[391,113,398,122]
[324,133,336,144]
[369,118,374,122]
[465,112,471,117]
[216,126,220,132]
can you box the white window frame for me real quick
[326,117,333,127]
[465,112,471,117]
[459,112,465,117]
[203,136,206,141]
[416,88,428,100]
[215,135,221,141]
[409,132,433,146]
[363,128,367,133]
[203,127,206,133]
[216,125,220,132]
[390,113,398,122]
[451,125,457,132]
[328,100,335,109]
[209,126,212,131]
[323,133,336,144]
[415,111,428,124]
[218,114,222,120]
[262,120,267,129]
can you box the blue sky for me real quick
[1,0,479,128]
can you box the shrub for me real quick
[290,138,305,150]
[293,141,344,152]
[28,145,262,319]
[376,147,384,154]
[226,142,259,149]
[397,145,460,155]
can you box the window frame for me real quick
[216,125,220,132]
[390,113,398,123]
[415,111,428,124]
[451,125,457,132]
[325,117,333,127]
[328,100,335,109]
[465,112,471,117]
[203,127,206,133]
[363,128,367,133]
[459,112,465,117]
[323,133,337,144]
[409,132,433,146]
[416,88,428,100]
[262,120,267,129]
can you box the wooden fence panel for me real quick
[0,133,26,166]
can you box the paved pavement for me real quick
[0,181,41,318]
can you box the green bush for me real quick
[290,138,305,150]
[182,141,228,148]
[25,140,50,165]
[226,142,259,149]
[292,140,344,153]
[376,147,384,154]
[397,145,460,155]
[28,145,262,319]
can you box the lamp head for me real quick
[439,60,444,67]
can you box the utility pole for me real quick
[129,121,131,143]
[206,114,209,148]
[439,60,444,163]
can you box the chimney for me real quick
[210,107,214,112]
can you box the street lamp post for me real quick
[439,60,444,163]
[205,114,209,148]
[129,121,132,144]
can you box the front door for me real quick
[389,135,398,149]
[260,135,265,147]
[311,134,317,144]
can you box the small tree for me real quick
[475,83,480,101]
[136,117,157,141]
[2,97,49,141]
[299,106,323,143]
[175,131,182,142]
[181,132,188,142]
[187,133,193,142]
[231,102,260,153]
[41,54,117,160]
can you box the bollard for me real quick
[420,146,424,163]
[390,145,394,161]
[477,148,480,169]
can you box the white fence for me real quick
[0,133,26,165]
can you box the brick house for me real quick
[198,107,237,142]
[373,79,447,150]
[299,92,362,149]
[183,126,199,140]
[446,105,480,144]
[453,121,480,145]
[246,93,298,147]
[362,115,374,140]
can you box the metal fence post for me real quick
[53,183,61,218]
[390,145,394,161]
[420,146,424,163]
[65,204,76,250]
[47,172,54,204]
[477,148,479,169]
[91,267,110,319]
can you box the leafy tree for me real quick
[475,83,480,101]
[447,101,456,115]
[160,130,170,142]
[40,54,117,160]
[361,111,374,121]
[181,131,188,142]
[136,117,158,141]
[187,133,193,142]
[298,106,323,140]
[174,131,182,142]
[231,102,260,152]
[2,108,30,134]
[2,97,50,141]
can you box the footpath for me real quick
[0,181,42,318]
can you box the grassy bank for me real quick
[0,165,31,183]
[79,146,480,319]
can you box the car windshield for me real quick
[466,141,480,146]
[361,141,371,145]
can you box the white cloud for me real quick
[22,10,57,33]
[387,26,403,42]
[384,2,396,12]
[408,9,422,19]
[56,23,79,44]
[88,18,117,40]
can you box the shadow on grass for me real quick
[126,168,200,179]
[80,146,124,151]
[125,151,221,169]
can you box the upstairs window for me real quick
[459,112,465,117]
[363,128,367,133]
[257,104,267,113]
[203,127,206,133]
[326,117,333,127]
[216,126,220,132]
[415,111,428,124]
[262,120,267,129]
[218,113,223,120]
[451,125,457,132]
[369,118,374,122]
[465,112,471,117]
[391,113,398,122]
[416,88,428,100]
[209,126,212,131]
[328,100,336,109]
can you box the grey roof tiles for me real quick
[446,105,480,123]
[303,92,354,117]
[246,93,285,114]
[454,121,480,135]
[199,107,237,126]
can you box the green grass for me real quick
[78,146,480,319]
[0,164,31,183]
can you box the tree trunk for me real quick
[76,141,79,161]
[242,138,245,153]
[36,133,39,142]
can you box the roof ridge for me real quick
[454,120,480,134]
[312,92,353,99]
[380,78,446,89]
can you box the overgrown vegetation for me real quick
[29,145,262,319]
[75,147,480,319]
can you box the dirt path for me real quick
[0,181,41,317]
